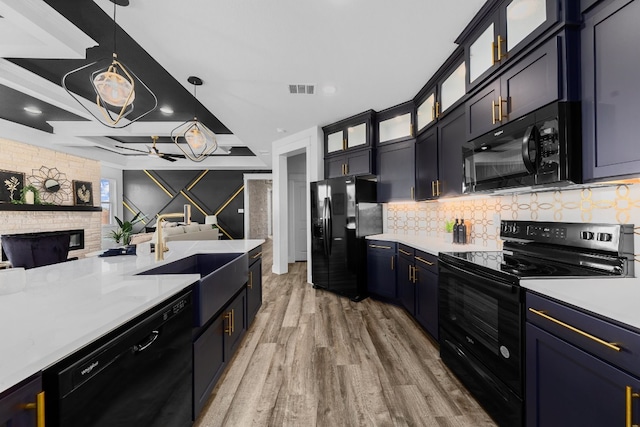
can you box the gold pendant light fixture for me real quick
[171,76,218,162]
[62,0,157,128]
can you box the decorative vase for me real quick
[25,190,35,205]
[444,231,454,243]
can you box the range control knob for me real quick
[597,232,613,242]
[581,231,595,240]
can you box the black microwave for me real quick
[462,102,581,194]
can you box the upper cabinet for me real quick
[376,101,415,146]
[462,0,560,90]
[415,51,467,136]
[582,0,640,181]
[323,110,375,157]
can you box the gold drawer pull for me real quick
[248,271,253,289]
[391,255,394,270]
[252,251,262,259]
[399,249,411,256]
[23,391,45,427]
[415,256,434,266]
[369,244,391,249]
[529,308,622,352]
[626,386,640,427]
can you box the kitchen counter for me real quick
[521,277,640,332]
[366,233,495,255]
[0,239,264,394]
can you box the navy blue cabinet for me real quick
[325,149,373,179]
[376,139,416,202]
[413,251,439,341]
[366,240,397,300]
[526,292,640,426]
[582,0,640,181]
[247,246,262,325]
[466,34,561,141]
[0,374,42,427]
[323,110,376,179]
[415,126,439,200]
[397,245,416,315]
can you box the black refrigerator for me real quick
[310,176,382,301]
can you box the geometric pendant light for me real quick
[61,0,157,128]
[171,76,218,162]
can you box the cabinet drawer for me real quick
[398,244,415,260]
[414,249,437,274]
[248,245,262,265]
[367,240,397,254]
[526,292,640,377]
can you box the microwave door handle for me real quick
[522,125,539,174]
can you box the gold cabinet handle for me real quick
[491,40,497,65]
[431,105,436,121]
[499,95,507,121]
[415,256,434,266]
[343,138,347,151]
[497,35,506,61]
[391,255,394,271]
[528,308,622,352]
[369,244,391,249]
[248,271,253,289]
[252,252,262,259]
[410,186,415,200]
[626,386,640,427]
[23,391,45,427]
[435,101,440,119]
[399,249,411,256]
[224,310,233,336]
[232,309,235,333]
[431,181,436,197]
[409,265,415,283]
[413,265,418,283]
[492,99,497,124]
[436,180,441,196]
[410,123,414,137]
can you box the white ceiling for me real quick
[1,0,487,170]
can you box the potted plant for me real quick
[11,185,41,205]
[110,211,145,245]
[444,219,456,243]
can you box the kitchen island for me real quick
[0,239,263,396]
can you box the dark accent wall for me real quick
[123,170,269,240]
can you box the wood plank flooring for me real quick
[195,240,496,427]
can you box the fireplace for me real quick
[1,229,84,261]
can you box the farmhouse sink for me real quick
[138,253,248,326]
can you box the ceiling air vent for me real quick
[289,84,315,95]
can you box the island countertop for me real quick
[0,239,264,393]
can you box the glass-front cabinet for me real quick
[464,0,558,89]
[323,110,375,156]
[440,62,466,113]
[416,91,436,133]
[376,101,414,145]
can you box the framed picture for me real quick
[73,180,94,206]
[0,170,25,203]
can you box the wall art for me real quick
[0,170,25,203]
[73,180,93,206]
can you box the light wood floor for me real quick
[195,240,496,427]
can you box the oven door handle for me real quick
[440,260,518,293]
[444,339,511,403]
[522,124,539,174]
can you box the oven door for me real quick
[438,259,523,395]
[463,111,538,193]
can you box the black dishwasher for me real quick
[44,289,193,427]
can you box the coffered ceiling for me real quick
[0,0,486,170]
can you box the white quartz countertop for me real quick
[521,277,640,332]
[366,233,494,255]
[0,239,264,393]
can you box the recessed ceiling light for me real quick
[323,85,337,95]
[258,150,270,155]
[23,106,42,115]
[276,128,287,133]
[159,106,174,114]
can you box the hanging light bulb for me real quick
[172,76,218,162]
[62,0,156,128]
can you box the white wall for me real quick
[271,126,323,282]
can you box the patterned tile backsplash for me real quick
[384,183,640,254]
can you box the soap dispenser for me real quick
[458,219,467,244]
[453,219,460,244]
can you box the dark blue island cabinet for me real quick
[526,292,640,427]
[246,245,263,325]
[366,240,397,300]
[0,374,42,427]
[582,0,640,181]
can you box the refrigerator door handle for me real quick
[322,197,330,256]
[327,197,333,256]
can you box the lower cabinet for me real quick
[247,246,263,325]
[193,291,247,418]
[0,374,43,427]
[366,240,397,299]
[526,292,640,426]
[414,252,438,341]
[397,244,416,316]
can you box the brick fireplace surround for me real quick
[0,138,102,259]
